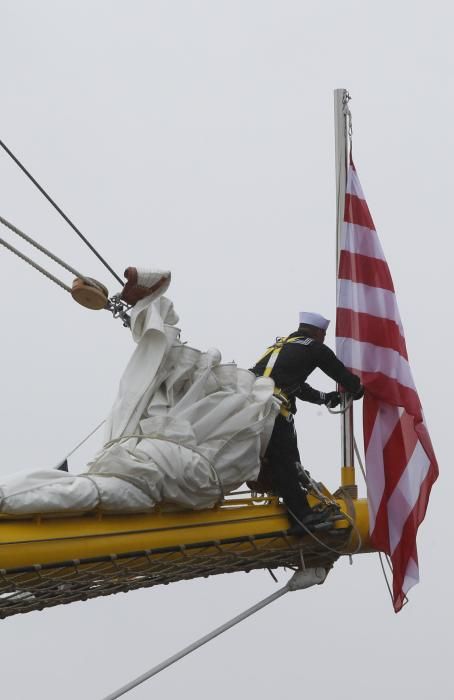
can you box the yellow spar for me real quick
[0,485,372,619]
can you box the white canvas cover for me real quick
[0,281,278,514]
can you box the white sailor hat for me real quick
[299,311,330,331]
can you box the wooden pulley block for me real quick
[71,277,109,310]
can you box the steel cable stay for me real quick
[0,137,123,285]
[100,568,327,700]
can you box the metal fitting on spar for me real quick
[287,568,327,591]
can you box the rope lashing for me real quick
[100,568,326,700]
[0,138,123,285]
[104,433,225,501]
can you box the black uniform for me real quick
[250,330,362,524]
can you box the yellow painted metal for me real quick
[0,493,372,571]
[343,496,371,552]
[341,465,356,488]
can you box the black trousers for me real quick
[264,413,310,522]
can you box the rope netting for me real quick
[0,527,350,619]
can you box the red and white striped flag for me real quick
[336,160,438,612]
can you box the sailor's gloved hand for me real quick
[352,384,365,400]
[324,391,341,408]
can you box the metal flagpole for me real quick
[334,88,357,497]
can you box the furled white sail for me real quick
[0,282,278,514]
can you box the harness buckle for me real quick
[273,387,293,420]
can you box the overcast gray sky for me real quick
[0,2,452,698]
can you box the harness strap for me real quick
[255,335,314,418]
[263,336,291,378]
[257,335,313,377]
[273,387,292,418]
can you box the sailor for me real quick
[250,311,363,528]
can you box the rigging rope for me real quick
[287,503,362,557]
[378,551,394,604]
[353,435,367,483]
[0,236,72,293]
[64,419,106,461]
[0,213,132,326]
[104,433,225,501]
[0,138,123,285]
[0,214,93,285]
[0,136,137,325]
[1,225,131,325]
[100,568,326,700]
[353,426,408,606]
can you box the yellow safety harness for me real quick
[255,335,309,418]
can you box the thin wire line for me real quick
[0,138,123,285]
[378,551,394,603]
[353,431,409,608]
[353,436,367,482]
[64,419,106,460]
